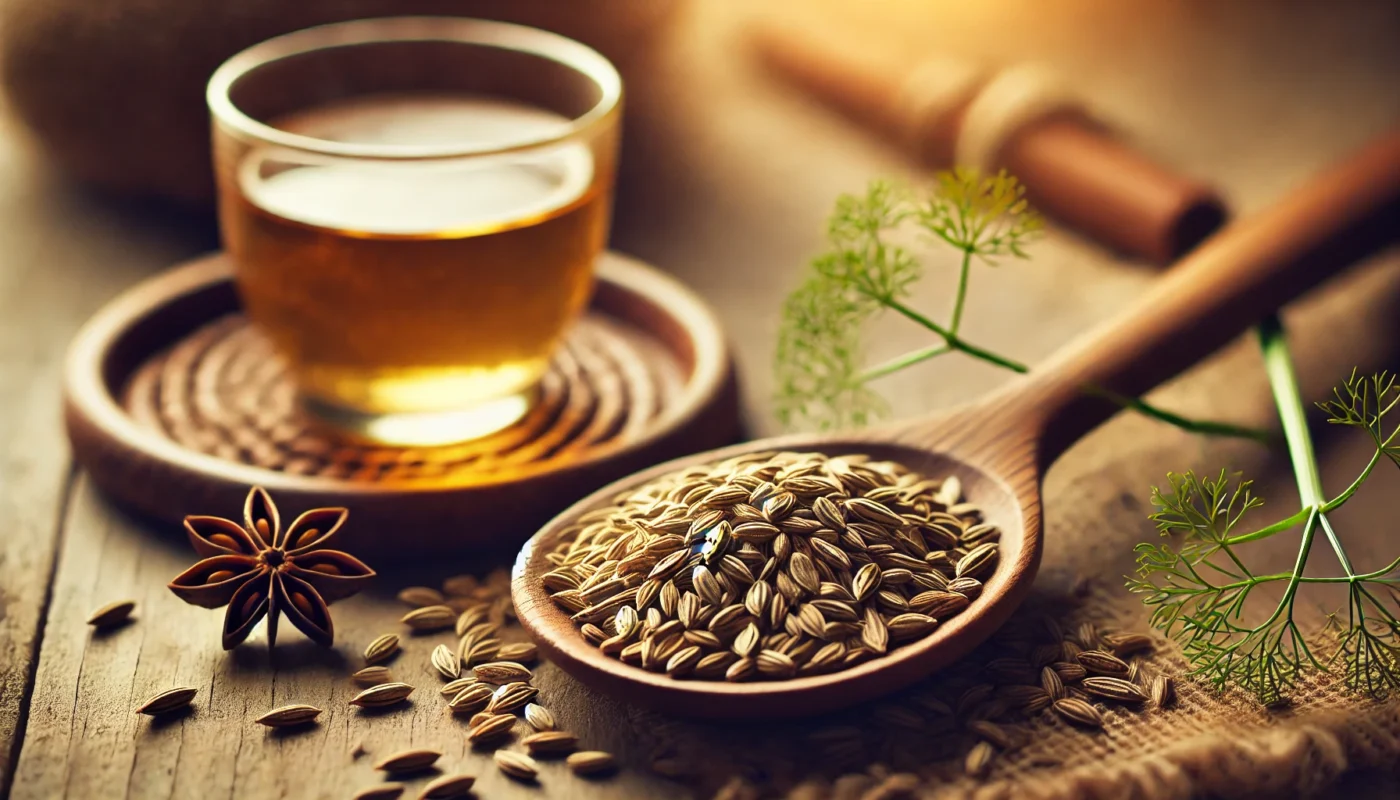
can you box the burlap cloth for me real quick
[601,581,1400,800]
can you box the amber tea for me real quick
[224,97,610,429]
[208,19,622,445]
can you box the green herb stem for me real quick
[880,297,955,340]
[1258,316,1325,507]
[1203,561,1400,588]
[878,297,1031,373]
[1277,509,1320,618]
[1258,316,1358,577]
[948,248,974,337]
[873,297,1010,371]
[1084,386,1271,443]
[1323,449,1381,512]
[858,344,953,383]
[875,294,1267,441]
[1354,553,1400,581]
[1318,513,1359,579]
[1223,507,1314,545]
[949,336,1031,375]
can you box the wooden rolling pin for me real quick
[750,20,1227,264]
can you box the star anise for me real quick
[167,487,375,649]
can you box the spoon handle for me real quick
[1019,129,1400,466]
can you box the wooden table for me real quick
[3,2,1399,798]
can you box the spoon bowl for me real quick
[514,431,1040,718]
[512,131,1400,719]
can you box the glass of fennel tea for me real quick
[207,17,620,446]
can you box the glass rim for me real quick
[206,16,622,161]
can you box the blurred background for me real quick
[2,0,1397,436]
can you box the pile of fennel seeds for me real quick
[543,451,999,681]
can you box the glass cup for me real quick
[207,17,621,446]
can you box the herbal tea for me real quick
[219,95,612,427]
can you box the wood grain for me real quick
[0,111,209,795]
[11,478,679,799]
[3,0,1399,797]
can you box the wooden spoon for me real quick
[513,131,1400,719]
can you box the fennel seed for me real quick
[1081,676,1149,703]
[374,748,440,773]
[1076,650,1131,677]
[396,586,445,608]
[439,676,476,697]
[351,784,404,800]
[567,750,618,776]
[1151,674,1176,708]
[87,600,136,628]
[498,642,538,663]
[136,687,196,715]
[448,684,494,715]
[1051,697,1103,729]
[494,750,539,781]
[964,741,995,778]
[473,661,532,684]
[468,713,516,745]
[364,634,400,665]
[350,682,414,709]
[524,703,556,731]
[522,730,578,755]
[353,666,393,686]
[254,704,321,728]
[419,774,476,799]
[431,644,460,680]
[401,605,455,632]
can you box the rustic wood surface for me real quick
[2,1,1399,798]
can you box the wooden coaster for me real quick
[65,252,740,561]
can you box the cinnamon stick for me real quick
[750,21,1226,264]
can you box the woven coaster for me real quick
[66,251,740,559]
[122,313,679,483]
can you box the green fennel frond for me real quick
[821,180,923,303]
[1148,469,1263,549]
[1127,470,1320,704]
[1129,355,1400,704]
[1317,368,1400,466]
[774,172,1033,429]
[916,167,1044,262]
[774,180,921,429]
[1332,585,1400,697]
[775,168,1265,439]
[775,263,889,429]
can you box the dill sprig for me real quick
[1128,317,1400,703]
[775,168,1264,440]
